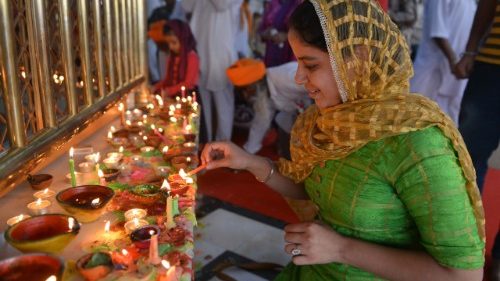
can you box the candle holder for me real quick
[6,214,31,226]
[124,208,147,221]
[56,185,114,223]
[76,252,113,281]
[0,254,65,281]
[78,162,96,173]
[4,214,80,253]
[103,158,121,169]
[124,219,149,234]
[27,174,53,190]
[130,225,161,249]
[33,188,56,200]
[102,168,120,182]
[107,152,123,161]
[27,199,51,216]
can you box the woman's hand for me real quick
[284,222,347,265]
[200,141,253,170]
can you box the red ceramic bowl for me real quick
[130,225,161,249]
[56,185,114,223]
[0,253,64,281]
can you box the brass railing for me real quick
[0,0,148,196]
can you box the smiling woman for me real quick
[199,1,486,280]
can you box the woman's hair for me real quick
[288,1,327,52]
[162,19,196,86]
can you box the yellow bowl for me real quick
[56,185,114,223]
[0,253,65,281]
[4,214,80,253]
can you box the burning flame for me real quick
[68,217,75,230]
[186,177,194,184]
[43,188,49,195]
[104,221,110,233]
[149,230,155,236]
[98,169,104,178]
[179,169,187,179]
[110,126,116,132]
[162,146,169,153]
[161,260,171,269]
[118,103,124,111]
[181,98,187,103]
[169,105,175,111]
[186,157,191,162]
[69,147,74,158]
[161,179,171,191]
[175,104,181,109]
[170,117,177,123]
[122,249,129,256]
[138,121,143,126]
[158,128,164,133]
[35,198,43,206]
[107,131,113,139]
[119,146,124,153]
[151,124,156,130]
[143,136,148,141]
[185,124,192,132]
[45,275,57,281]
[125,120,132,126]
[92,198,101,206]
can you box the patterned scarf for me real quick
[164,20,197,86]
[278,0,485,242]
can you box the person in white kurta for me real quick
[182,0,242,141]
[410,0,476,125]
[243,61,309,154]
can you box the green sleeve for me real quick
[392,127,484,269]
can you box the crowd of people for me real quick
[147,0,499,280]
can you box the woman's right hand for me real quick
[200,141,253,171]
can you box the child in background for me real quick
[153,19,199,98]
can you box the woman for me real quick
[201,1,485,280]
[153,19,199,97]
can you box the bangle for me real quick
[255,158,275,183]
[461,51,477,57]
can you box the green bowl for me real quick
[0,253,65,281]
[56,185,114,223]
[4,214,80,253]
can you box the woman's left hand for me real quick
[284,222,347,265]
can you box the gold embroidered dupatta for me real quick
[278,0,485,242]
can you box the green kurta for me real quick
[275,126,484,280]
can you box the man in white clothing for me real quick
[182,0,242,141]
[410,0,476,125]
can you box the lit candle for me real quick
[181,97,187,103]
[192,91,197,103]
[97,168,106,186]
[110,126,116,133]
[27,198,51,215]
[107,131,113,139]
[181,85,186,98]
[69,147,77,187]
[148,231,161,265]
[46,275,57,281]
[125,120,132,127]
[124,218,148,234]
[118,102,125,124]
[33,188,55,199]
[172,195,180,216]
[170,117,177,123]
[68,217,75,231]
[119,146,124,153]
[104,220,110,233]
[165,195,175,229]
[124,208,147,221]
[161,260,176,281]
[6,214,31,226]
[94,152,100,173]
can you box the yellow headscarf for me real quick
[278,0,485,241]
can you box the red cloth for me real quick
[156,51,199,96]
[377,0,388,11]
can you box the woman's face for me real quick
[288,29,342,110]
[164,34,181,55]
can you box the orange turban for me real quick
[147,20,167,43]
[226,59,266,87]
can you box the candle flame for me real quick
[142,114,147,119]
[185,124,192,132]
[138,121,143,126]
[179,169,187,179]
[36,198,43,206]
[181,98,187,103]
[169,111,174,116]
[125,120,132,126]
[170,117,177,123]
[181,85,186,91]
[107,131,113,139]
[110,126,116,132]
[187,96,192,102]
[68,217,75,230]
[143,136,148,141]
[45,275,57,281]
[161,260,171,269]
[104,220,110,233]
[69,147,74,158]
[122,249,129,256]
[176,96,180,101]
[98,169,104,178]
[118,103,124,111]
[175,103,181,109]
[161,179,171,191]
[43,188,49,194]
[162,146,169,153]
[151,124,156,130]
[126,110,131,115]
[169,105,175,111]
[186,157,191,162]
[92,198,100,205]
[186,177,194,184]
[158,128,164,133]
[94,152,100,163]
[149,230,155,236]
[119,146,124,153]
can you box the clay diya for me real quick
[27,174,53,190]
[145,134,161,147]
[76,252,113,281]
[103,158,121,169]
[112,129,129,138]
[0,253,64,281]
[56,185,114,223]
[130,225,161,249]
[101,168,120,182]
[125,125,141,134]
[108,137,128,148]
[128,184,162,205]
[4,214,80,253]
[171,154,198,171]
[183,133,196,142]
